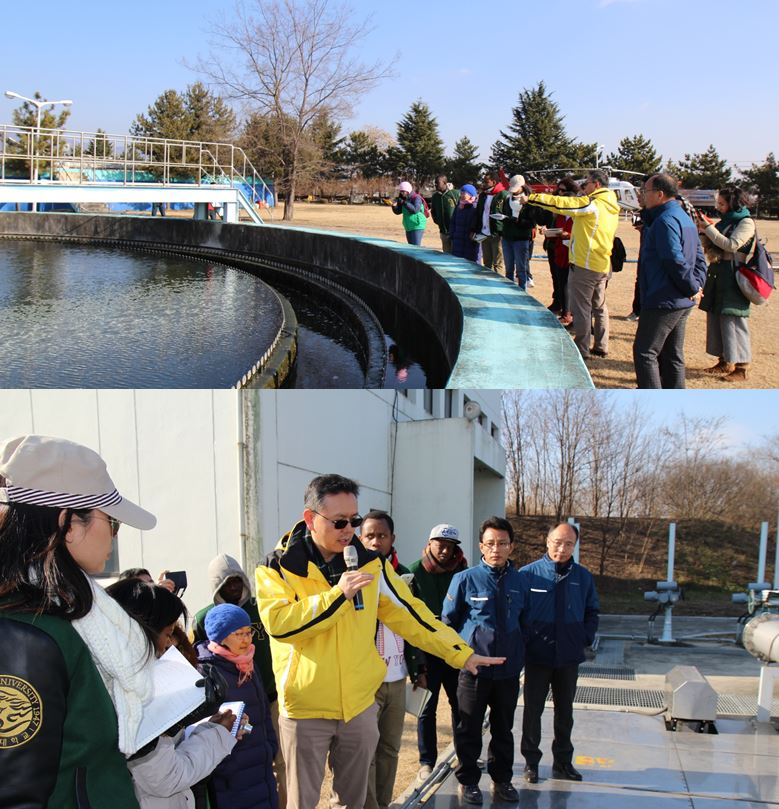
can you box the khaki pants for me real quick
[439,233,453,254]
[365,680,407,809]
[481,235,504,273]
[271,699,288,809]
[279,703,380,809]
[569,264,609,358]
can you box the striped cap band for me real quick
[0,484,123,511]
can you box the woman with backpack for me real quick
[697,186,756,381]
[392,181,428,245]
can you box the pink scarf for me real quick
[208,641,256,685]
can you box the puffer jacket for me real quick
[442,559,529,679]
[527,187,620,273]
[127,723,236,809]
[195,644,278,809]
[255,521,473,721]
[519,555,599,667]
[193,554,276,701]
[699,217,756,318]
[0,609,140,809]
[449,203,479,261]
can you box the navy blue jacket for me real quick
[639,199,707,310]
[449,203,479,262]
[519,555,599,668]
[442,559,528,679]
[196,643,279,809]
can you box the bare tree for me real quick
[197,0,393,220]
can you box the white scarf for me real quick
[72,576,154,755]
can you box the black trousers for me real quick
[520,663,579,768]
[417,655,459,766]
[454,672,521,786]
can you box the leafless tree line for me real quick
[502,391,779,575]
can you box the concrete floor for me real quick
[407,615,779,809]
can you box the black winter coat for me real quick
[196,643,279,809]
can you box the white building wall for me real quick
[0,389,504,614]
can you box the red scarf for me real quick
[420,544,467,574]
[208,641,256,686]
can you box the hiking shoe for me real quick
[722,364,749,382]
[459,784,483,805]
[528,278,535,288]
[590,348,608,358]
[626,312,639,321]
[417,764,433,784]
[703,359,733,375]
[523,765,539,784]
[491,782,519,802]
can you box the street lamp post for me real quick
[4,90,73,211]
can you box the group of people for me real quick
[394,168,762,388]
[2,435,600,809]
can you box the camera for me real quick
[631,211,643,227]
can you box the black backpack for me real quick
[610,236,627,273]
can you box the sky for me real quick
[2,0,777,170]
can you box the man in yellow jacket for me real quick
[256,474,503,809]
[524,170,620,360]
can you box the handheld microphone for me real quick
[342,545,364,611]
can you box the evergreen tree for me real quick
[740,153,779,216]
[83,129,115,159]
[395,100,446,185]
[607,134,662,176]
[666,145,732,188]
[343,130,385,179]
[184,82,236,143]
[310,111,347,178]
[490,81,588,171]
[445,137,483,187]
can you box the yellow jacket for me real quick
[528,187,620,273]
[255,521,473,721]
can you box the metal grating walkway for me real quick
[533,685,666,709]
[717,693,779,716]
[579,664,636,681]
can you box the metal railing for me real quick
[0,125,273,206]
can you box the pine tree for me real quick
[666,145,732,188]
[490,82,588,172]
[84,129,115,159]
[395,100,446,186]
[445,137,483,187]
[343,130,385,179]
[184,82,236,143]
[607,134,662,176]
[740,153,779,216]
[310,111,347,179]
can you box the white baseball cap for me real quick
[0,434,156,530]
[428,523,460,544]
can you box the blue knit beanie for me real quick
[205,603,251,643]
[461,184,477,197]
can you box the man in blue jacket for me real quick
[442,516,528,805]
[519,523,599,784]
[633,172,708,388]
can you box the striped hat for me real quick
[0,435,156,530]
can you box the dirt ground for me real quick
[267,203,779,390]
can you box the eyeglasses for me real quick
[312,510,363,530]
[90,512,121,535]
[481,541,511,549]
[229,629,253,640]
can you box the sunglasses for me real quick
[89,512,121,535]
[312,510,363,530]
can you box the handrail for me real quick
[0,124,273,209]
